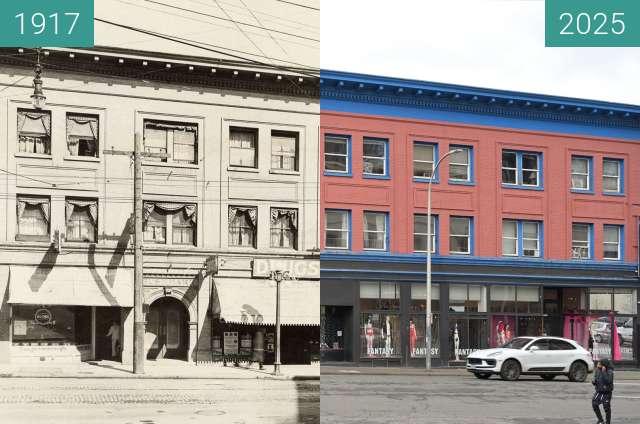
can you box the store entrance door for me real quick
[146,297,189,360]
[95,307,121,361]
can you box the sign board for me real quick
[252,259,320,279]
[266,332,275,353]
[13,320,27,336]
[223,331,238,355]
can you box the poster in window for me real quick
[224,331,239,355]
[239,333,252,356]
[491,316,516,348]
[408,315,440,358]
[360,313,401,358]
[13,320,27,336]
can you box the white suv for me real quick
[466,336,594,382]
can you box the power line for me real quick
[276,0,319,11]
[238,0,290,59]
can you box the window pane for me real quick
[360,282,379,299]
[521,154,538,170]
[18,203,49,236]
[502,238,516,256]
[326,231,347,248]
[414,144,434,162]
[450,217,469,235]
[364,213,385,231]
[604,226,619,243]
[571,158,588,174]
[325,137,348,154]
[363,158,385,175]
[571,175,588,189]
[590,289,612,311]
[173,129,197,164]
[522,222,538,239]
[363,139,385,157]
[449,164,468,180]
[572,224,589,242]
[603,160,619,176]
[603,176,619,192]
[614,289,635,314]
[450,236,469,253]
[450,148,468,165]
[325,155,347,172]
[326,211,347,230]
[503,221,517,238]
[522,170,538,185]
[502,152,516,168]
[413,161,434,178]
[502,169,516,184]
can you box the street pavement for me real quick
[0,377,319,424]
[321,367,640,424]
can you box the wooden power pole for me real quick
[133,133,145,374]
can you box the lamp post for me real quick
[425,149,463,370]
[270,269,293,376]
[31,48,46,109]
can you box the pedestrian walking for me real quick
[591,358,614,424]
[106,320,121,359]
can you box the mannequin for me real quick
[496,320,505,346]
[409,319,417,357]
[385,316,392,357]
[505,324,512,343]
[454,323,460,361]
[365,317,374,357]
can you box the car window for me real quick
[529,339,550,351]
[624,319,633,328]
[550,339,576,350]
[502,337,532,349]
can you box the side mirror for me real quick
[529,345,540,352]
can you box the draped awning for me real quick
[213,278,319,326]
[8,265,133,307]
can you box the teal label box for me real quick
[0,0,94,47]
[546,0,640,47]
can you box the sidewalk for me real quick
[0,359,320,380]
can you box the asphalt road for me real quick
[0,377,319,424]
[321,372,640,424]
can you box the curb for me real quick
[0,373,320,381]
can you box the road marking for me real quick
[615,396,640,399]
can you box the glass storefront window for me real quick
[518,316,542,338]
[449,317,488,361]
[517,286,541,314]
[590,289,612,312]
[449,284,486,312]
[563,288,587,313]
[544,288,561,314]
[360,313,401,358]
[616,316,635,361]
[410,283,439,312]
[409,315,440,358]
[360,282,380,310]
[614,289,636,314]
[12,305,91,344]
[360,282,400,311]
[491,316,515,348]
[490,285,516,313]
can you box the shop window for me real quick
[228,206,257,248]
[490,285,516,313]
[449,284,487,313]
[229,127,258,168]
[491,316,515,347]
[270,208,298,249]
[413,142,437,179]
[271,130,298,171]
[66,113,99,157]
[517,286,541,314]
[603,158,623,194]
[324,210,350,249]
[543,288,561,314]
[363,137,388,177]
[17,109,51,155]
[144,120,198,164]
[570,156,592,192]
[590,288,613,312]
[65,199,97,243]
[572,223,592,259]
[563,288,587,313]
[501,150,542,188]
[363,211,387,250]
[143,202,196,246]
[359,282,400,311]
[449,145,472,183]
[410,283,440,312]
[450,216,472,254]
[614,289,636,314]
[518,316,543,338]
[413,214,437,253]
[449,317,488,361]
[12,305,91,344]
[361,313,401,358]
[603,225,622,260]
[324,134,350,175]
[16,196,50,241]
[409,315,440,359]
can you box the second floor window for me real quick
[324,135,349,174]
[502,151,541,187]
[65,199,97,243]
[229,127,258,168]
[229,206,257,247]
[16,196,50,240]
[603,159,622,194]
[449,146,471,182]
[363,138,387,176]
[17,109,51,155]
[270,208,298,249]
[572,223,591,259]
[363,212,387,250]
[413,142,436,179]
[571,156,591,191]
[502,220,540,257]
[271,131,298,171]
[143,120,198,164]
[414,214,436,252]
[325,210,349,249]
[450,216,471,254]
[603,225,622,260]
[143,202,196,245]
[66,114,98,157]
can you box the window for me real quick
[16,196,50,240]
[229,206,257,247]
[363,138,387,177]
[363,212,387,250]
[271,131,298,171]
[450,216,471,254]
[65,199,97,242]
[550,339,576,350]
[270,208,298,249]
[143,202,196,245]
[17,109,51,155]
[143,120,198,164]
[603,159,623,194]
[413,214,436,252]
[324,135,350,174]
[66,114,99,157]
[449,284,487,313]
[572,223,592,259]
[144,210,167,243]
[172,210,195,245]
[360,282,400,311]
[490,285,516,313]
[449,146,471,182]
[325,210,349,249]
[571,156,591,191]
[603,225,622,260]
[229,127,258,168]
[501,150,542,188]
[411,283,440,312]
[502,220,541,257]
[413,142,436,179]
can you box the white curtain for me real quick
[143,202,196,223]
[66,199,98,224]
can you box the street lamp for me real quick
[31,49,46,109]
[425,148,463,370]
[270,269,293,376]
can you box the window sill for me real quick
[143,161,199,170]
[15,236,50,243]
[501,184,544,191]
[228,166,259,173]
[324,171,352,177]
[64,156,101,163]
[14,153,52,160]
[413,177,439,184]
[448,180,475,186]
[363,174,391,180]
[570,189,594,195]
[603,192,625,197]
[323,247,350,251]
[269,169,301,176]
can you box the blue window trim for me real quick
[362,137,391,180]
[323,134,352,177]
[504,220,543,258]
[362,210,390,252]
[413,213,439,254]
[603,224,624,261]
[324,209,351,251]
[450,216,473,255]
[501,150,544,190]
[413,141,439,184]
[602,158,624,196]
[448,145,475,186]
[570,155,594,194]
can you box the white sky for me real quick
[321,0,640,105]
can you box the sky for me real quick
[321,0,640,105]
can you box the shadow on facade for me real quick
[27,244,59,292]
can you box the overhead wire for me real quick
[275,0,319,11]
[237,0,291,59]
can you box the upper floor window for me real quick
[450,216,472,255]
[16,196,50,241]
[571,223,592,259]
[449,146,472,183]
[603,225,622,260]
[363,211,387,250]
[363,138,388,177]
[270,208,298,249]
[413,214,436,253]
[413,142,436,179]
[502,220,541,258]
[65,199,97,243]
[325,210,350,249]
[603,158,623,194]
[143,120,198,165]
[502,150,541,188]
[271,131,298,171]
[571,156,592,191]
[143,202,196,246]
[17,109,51,155]
[66,114,98,158]
[324,135,350,175]
[229,206,257,247]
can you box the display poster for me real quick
[239,333,252,356]
[224,331,239,355]
[13,320,27,336]
[408,315,440,358]
[266,333,275,353]
[360,313,401,358]
[491,316,516,348]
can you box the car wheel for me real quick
[541,374,555,381]
[474,373,491,379]
[500,359,521,381]
[568,361,587,382]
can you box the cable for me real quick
[275,0,319,11]
[237,0,291,59]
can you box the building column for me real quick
[188,321,198,362]
[121,307,134,365]
[91,307,96,361]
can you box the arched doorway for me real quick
[146,297,189,360]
